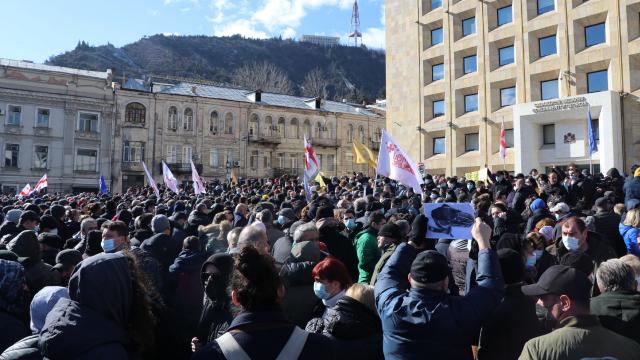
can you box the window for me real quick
[433,137,445,154]
[538,35,556,58]
[210,148,219,168]
[210,111,219,133]
[585,23,606,47]
[249,114,260,138]
[36,108,50,127]
[34,145,48,169]
[4,144,19,167]
[278,117,286,137]
[75,149,97,171]
[166,145,178,163]
[464,93,478,113]
[499,45,515,66]
[431,27,443,46]
[168,107,178,130]
[463,55,477,74]
[123,141,144,163]
[78,112,99,133]
[125,103,145,123]
[358,127,365,143]
[500,86,516,107]
[314,122,322,138]
[289,153,298,169]
[543,124,555,144]
[326,154,335,172]
[431,0,442,9]
[250,151,258,169]
[7,105,21,125]
[465,133,479,151]
[462,17,476,37]
[264,116,274,136]
[347,125,354,142]
[224,113,234,134]
[587,70,608,93]
[182,145,192,164]
[432,63,444,81]
[497,5,512,26]
[277,153,285,168]
[433,100,445,117]
[540,79,559,100]
[289,118,299,138]
[591,119,600,141]
[226,150,233,166]
[505,129,514,148]
[537,0,554,15]
[183,108,193,131]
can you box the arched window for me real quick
[314,122,323,139]
[125,102,146,124]
[374,128,382,142]
[183,108,194,131]
[326,121,335,139]
[358,126,365,144]
[168,106,178,130]
[303,119,311,139]
[347,124,354,143]
[249,113,260,138]
[224,112,234,134]
[289,118,299,139]
[264,116,273,136]
[278,117,286,138]
[210,111,219,134]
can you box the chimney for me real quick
[314,97,322,109]
[191,85,197,95]
[254,89,262,102]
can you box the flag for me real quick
[230,168,238,185]
[303,136,319,180]
[315,171,327,191]
[303,175,311,202]
[353,138,377,169]
[99,175,107,194]
[142,161,160,198]
[33,174,48,194]
[19,184,32,197]
[162,161,180,194]
[587,105,598,155]
[499,118,507,160]
[191,159,206,195]
[376,130,424,194]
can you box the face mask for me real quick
[344,218,356,230]
[313,281,329,300]
[430,194,438,200]
[496,176,504,182]
[562,236,581,251]
[101,238,116,253]
[533,249,543,259]
[48,228,58,236]
[555,213,562,220]
[276,215,286,226]
[525,255,537,268]
[448,183,455,189]
[34,226,40,233]
[467,184,474,191]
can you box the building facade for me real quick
[299,35,341,47]
[386,0,640,176]
[112,81,384,193]
[0,59,114,194]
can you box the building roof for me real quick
[0,58,110,79]
[158,82,380,117]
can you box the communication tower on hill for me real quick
[348,0,362,46]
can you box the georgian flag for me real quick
[499,118,507,160]
[32,174,48,193]
[162,161,180,194]
[190,159,206,195]
[376,130,424,194]
[304,135,319,180]
[142,161,160,198]
[19,184,32,197]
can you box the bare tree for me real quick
[301,67,328,98]
[231,61,294,94]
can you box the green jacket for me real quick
[354,227,381,284]
[519,315,640,360]
[591,290,640,345]
[370,243,396,286]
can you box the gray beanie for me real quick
[151,215,170,234]
[5,209,22,223]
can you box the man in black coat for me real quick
[591,197,626,257]
[315,206,358,280]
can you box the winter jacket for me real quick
[272,234,293,266]
[129,228,153,247]
[590,290,640,345]
[354,227,381,284]
[265,225,285,248]
[0,259,30,354]
[7,232,60,294]
[519,315,640,360]
[196,254,234,344]
[192,308,336,360]
[168,249,206,311]
[512,186,536,215]
[38,253,134,359]
[317,218,358,280]
[624,176,640,204]
[542,183,568,201]
[0,222,18,242]
[370,244,395,286]
[279,258,319,327]
[375,243,504,360]
[477,284,546,360]
[0,335,40,360]
[619,223,640,256]
[525,208,554,234]
[592,211,626,257]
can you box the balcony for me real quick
[273,167,300,177]
[121,162,143,172]
[249,134,282,145]
[162,162,203,174]
[312,138,341,148]
[75,130,100,140]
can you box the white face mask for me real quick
[562,235,581,251]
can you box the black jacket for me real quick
[592,211,626,257]
[317,219,358,280]
[0,334,40,360]
[0,313,30,355]
[525,208,553,234]
[591,290,640,344]
[279,258,320,328]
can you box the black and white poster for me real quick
[423,203,475,239]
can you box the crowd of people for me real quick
[0,164,639,359]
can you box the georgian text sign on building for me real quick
[532,97,589,113]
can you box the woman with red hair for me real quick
[310,257,352,318]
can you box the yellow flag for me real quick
[315,172,327,192]
[231,168,238,185]
[353,138,378,169]
[465,171,479,181]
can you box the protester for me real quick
[7,231,60,294]
[355,211,385,284]
[0,260,30,353]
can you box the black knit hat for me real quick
[378,223,402,240]
[315,205,334,220]
[38,233,63,249]
[410,250,449,284]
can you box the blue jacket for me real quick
[619,223,640,256]
[375,243,503,360]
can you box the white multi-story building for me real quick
[300,35,341,47]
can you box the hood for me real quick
[201,253,234,286]
[30,286,69,333]
[0,259,29,317]
[7,230,40,260]
[169,249,206,274]
[68,252,132,329]
[325,296,381,339]
[39,298,127,358]
[140,233,172,266]
[132,228,153,242]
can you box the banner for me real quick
[142,161,160,198]
[376,130,423,194]
[33,174,48,193]
[304,135,319,180]
[190,159,206,195]
[19,184,32,197]
[162,161,180,194]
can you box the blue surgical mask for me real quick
[313,281,329,300]
[467,184,474,191]
[344,218,356,230]
[533,249,543,259]
[526,255,537,268]
[101,238,116,253]
[276,215,286,226]
[562,236,581,251]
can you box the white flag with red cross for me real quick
[376,130,424,194]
